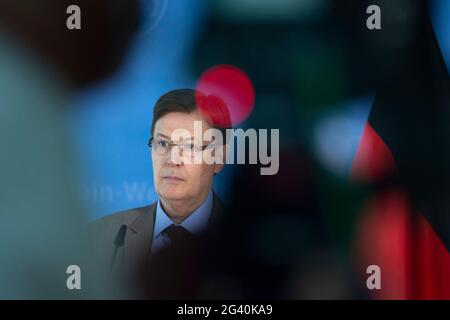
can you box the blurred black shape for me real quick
[0,0,140,87]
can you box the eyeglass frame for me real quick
[147,136,215,156]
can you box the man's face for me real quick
[151,111,224,204]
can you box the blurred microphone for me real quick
[110,225,127,272]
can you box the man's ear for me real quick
[222,143,229,164]
[213,143,228,174]
[214,163,225,174]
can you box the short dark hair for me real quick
[151,89,231,141]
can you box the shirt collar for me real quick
[153,190,214,239]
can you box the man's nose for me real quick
[166,145,183,166]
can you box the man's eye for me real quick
[157,140,169,148]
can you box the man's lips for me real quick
[162,175,185,181]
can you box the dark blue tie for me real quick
[163,224,195,246]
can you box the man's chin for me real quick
[158,189,186,202]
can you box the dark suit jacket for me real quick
[87,193,224,298]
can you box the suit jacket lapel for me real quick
[209,192,225,228]
[124,203,157,271]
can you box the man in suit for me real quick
[89,88,230,298]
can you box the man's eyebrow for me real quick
[155,133,171,139]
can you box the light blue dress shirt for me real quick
[151,190,213,254]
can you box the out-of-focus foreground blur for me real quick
[0,0,449,299]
